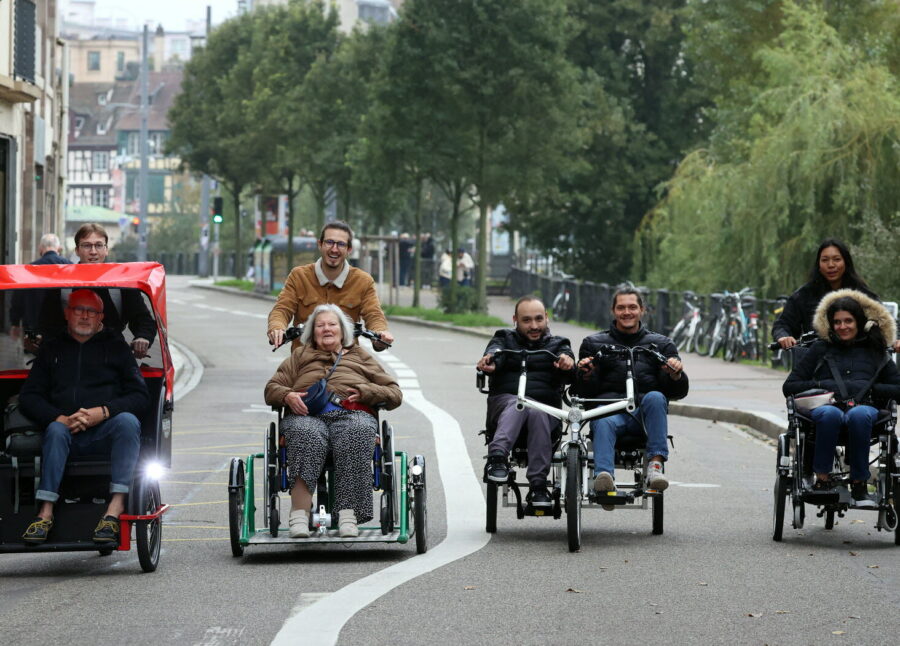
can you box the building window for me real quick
[14,0,37,83]
[358,2,391,24]
[88,51,101,71]
[149,132,166,155]
[97,92,107,105]
[126,132,140,156]
[92,187,110,208]
[93,151,109,172]
[117,51,125,72]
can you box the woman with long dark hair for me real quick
[782,290,900,505]
[773,238,883,349]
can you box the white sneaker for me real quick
[646,460,669,491]
[338,509,359,538]
[593,472,616,511]
[288,509,310,538]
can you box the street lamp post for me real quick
[137,24,149,262]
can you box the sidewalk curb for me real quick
[191,282,787,439]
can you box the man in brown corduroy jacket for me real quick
[267,221,393,351]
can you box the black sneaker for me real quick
[92,515,120,543]
[22,517,53,543]
[485,453,509,484]
[850,482,875,508]
[526,483,552,508]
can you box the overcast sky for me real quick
[66,0,241,32]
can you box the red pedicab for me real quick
[0,262,173,571]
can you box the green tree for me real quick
[167,13,263,278]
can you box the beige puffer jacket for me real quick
[264,344,402,410]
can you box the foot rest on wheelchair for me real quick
[802,489,840,505]
[589,490,634,505]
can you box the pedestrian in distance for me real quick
[19,289,150,544]
[438,249,453,288]
[10,233,72,351]
[267,221,394,351]
[577,284,689,509]
[773,237,900,352]
[477,296,575,508]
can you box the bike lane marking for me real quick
[271,349,489,646]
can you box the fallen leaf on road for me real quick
[655,611,663,615]
[624,559,629,563]
[867,565,879,569]
[851,519,864,524]
[566,588,582,593]
[848,615,860,620]
[698,582,708,586]
[463,586,476,590]
[848,552,858,556]
[775,610,790,615]
[832,631,846,635]
[747,613,763,618]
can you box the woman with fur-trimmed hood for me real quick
[783,289,900,506]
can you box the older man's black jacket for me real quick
[577,325,689,405]
[19,327,150,428]
[484,329,574,406]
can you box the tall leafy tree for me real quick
[168,13,263,278]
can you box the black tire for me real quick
[265,422,279,537]
[792,499,805,530]
[746,327,760,361]
[895,506,900,545]
[724,323,739,362]
[135,479,162,573]
[486,482,498,533]
[671,319,688,351]
[824,510,835,530]
[773,474,788,541]
[413,461,428,554]
[268,495,280,537]
[652,494,664,535]
[693,319,711,356]
[565,445,582,552]
[708,319,725,357]
[228,458,245,557]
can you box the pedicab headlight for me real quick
[410,464,424,477]
[145,461,165,480]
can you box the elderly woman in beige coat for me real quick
[265,304,401,538]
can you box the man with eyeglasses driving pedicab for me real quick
[267,221,394,351]
[477,296,575,508]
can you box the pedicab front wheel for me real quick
[565,445,582,552]
[135,479,162,573]
[228,458,245,557]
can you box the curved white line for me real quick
[170,339,204,403]
[271,375,488,645]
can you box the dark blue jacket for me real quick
[19,327,150,428]
[484,329,574,406]
[9,251,72,329]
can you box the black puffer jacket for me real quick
[577,325,689,405]
[19,327,150,428]
[772,281,878,341]
[783,289,900,404]
[484,329,574,406]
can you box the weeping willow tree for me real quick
[638,1,900,297]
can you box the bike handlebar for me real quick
[271,322,391,351]
[767,331,817,352]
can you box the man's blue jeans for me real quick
[590,391,669,477]
[810,404,877,481]
[36,413,142,503]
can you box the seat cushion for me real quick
[5,431,43,457]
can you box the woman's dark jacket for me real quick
[772,281,878,341]
[782,288,900,405]
[484,329,574,406]
[577,325,689,405]
[782,339,900,405]
[19,327,150,428]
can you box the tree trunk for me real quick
[285,174,295,274]
[412,176,423,308]
[232,186,243,280]
[476,200,489,313]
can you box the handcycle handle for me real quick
[270,322,392,352]
[767,330,817,352]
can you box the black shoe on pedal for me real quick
[850,481,875,508]
[485,453,509,484]
[526,483,553,508]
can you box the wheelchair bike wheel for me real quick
[380,422,397,535]
[792,499,805,529]
[266,422,280,537]
[135,478,162,573]
[411,456,428,554]
[485,482,498,533]
[652,494,664,535]
[228,458,245,557]
[565,445,582,552]
[772,474,788,541]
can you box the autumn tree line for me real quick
[167,0,900,307]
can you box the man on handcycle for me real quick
[476,296,574,508]
[577,285,688,508]
[17,290,150,543]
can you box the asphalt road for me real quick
[1,277,898,645]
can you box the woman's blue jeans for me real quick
[36,413,142,503]
[590,391,669,477]
[810,404,876,481]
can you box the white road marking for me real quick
[171,339,203,403]
[271,351,489,646]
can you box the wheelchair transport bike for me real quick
[0,263,173,572]
[478,345,672,552]
[770,338,900,544]
[228,324,428,555]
